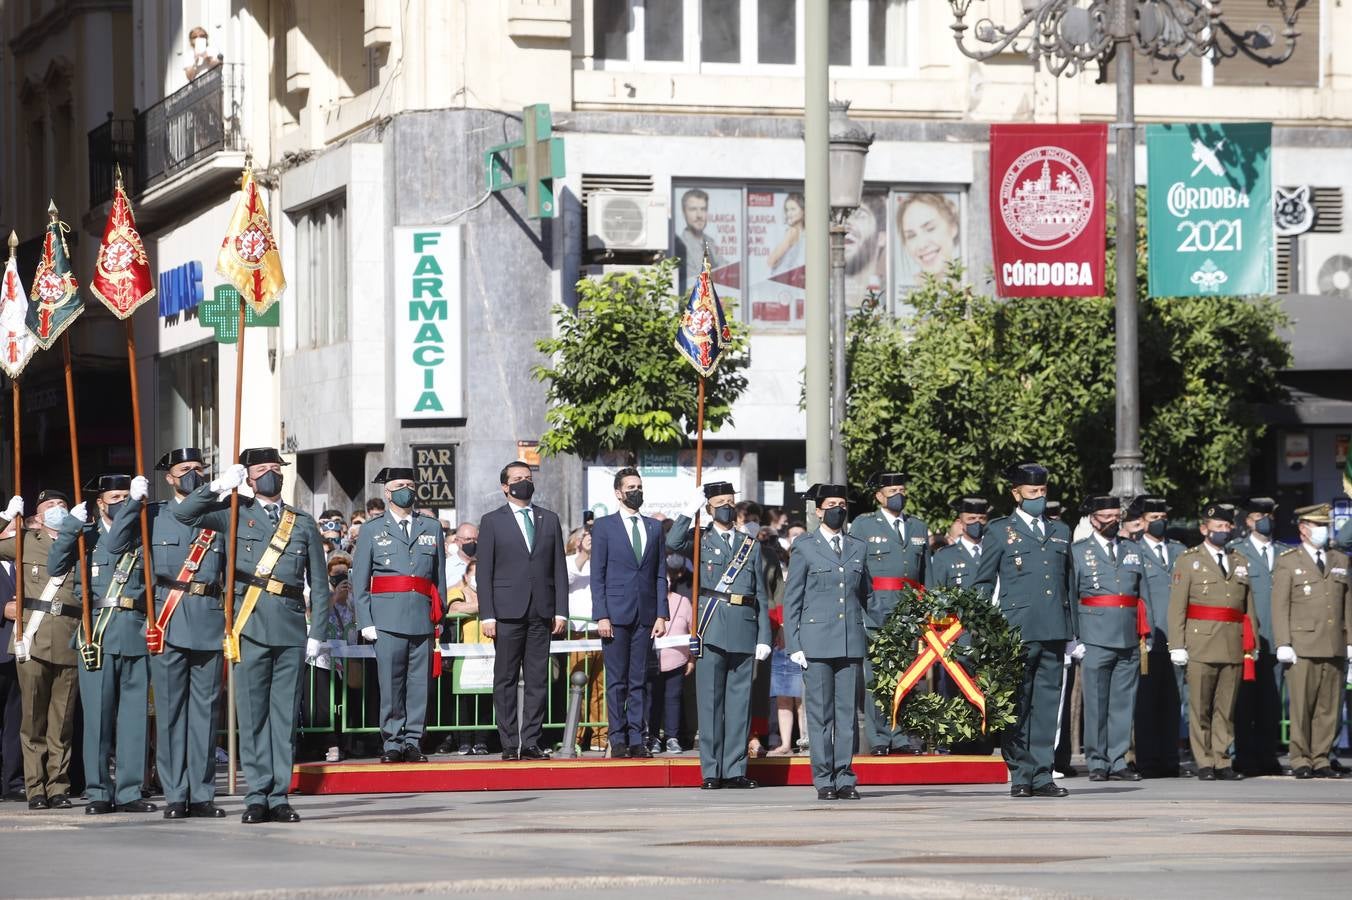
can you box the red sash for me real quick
[1080,594,1150,638]
[1185,604,1257,681]
[872,576,924,592]
[369,574,445,677]
[148,528,216,654]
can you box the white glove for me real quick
[754,643,771,661]
[305,638,322,661]
[1170,648,1189,667]
[683,487,706,519]
[361,626,378,642]
[1276,645,1298,665]
[1144,638,1154,653]
[1346,645,1351,660]
[1067,640,1087,661]
[4,495,22,520]
[789,650,808,669]
[210,464,247,494]
[69,502,88,523]
[12,636,29,663]
[129,475,149,502]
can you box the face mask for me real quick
[1254,516,1273,537]
[965,521,986,541]
[743,522,761,537]
[1020,497,1047,518]
[712,506,735,525]
[507,480,534,502]
[42,507,65,529]
[177,470,205,495]
[193,37,208,53]
[104,501,125,521]
[390,487,416,509]
[1207,530,1232,548]
[254,470,283,497]
[885,494,906,514]
[622,489,644,510]
[666,553,686,572]
[1308,525,1329,548]
[460,541,477,558]
[1098,521,1120,540]
[822,507,848,530]
[329,571,348,587]
[1147,519,1167,539]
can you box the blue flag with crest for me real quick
[674,258,731,377]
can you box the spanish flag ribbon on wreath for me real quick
[217,165,286,315]
[674,255,732,376]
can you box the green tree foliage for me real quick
[533,260,749,460]
[844,198,1290,525]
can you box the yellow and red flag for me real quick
[90,171,156,319]
[216,166,285,316]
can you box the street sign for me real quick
[484,103,565,219]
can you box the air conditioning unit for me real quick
[1300,233,1352,299]
[586,191,668,253]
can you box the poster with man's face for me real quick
[891,190,963,315]
[745,188,807,326]
[845,191,888,310]
[674,187,742,310]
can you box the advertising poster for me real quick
[891,190,963,313]
[746,188,807,326]
[584,448,743,521]
[673,186,742,304]
[845,190,889,310]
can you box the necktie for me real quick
[1317,550,1325,575]
[1109,540,1117,563]
[265,504,280,526]
[1263,544,1270,571]
[1035,519,1045,539]
[629,516,643,563]
[973,544,981,559]
[1216,552,1227,577]
[894,517,904,543]
[831,535,842,557]
[520,508,535,551]
[1156,544,1167,567]
[400,519,410,540]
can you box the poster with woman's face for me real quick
[891,191,962,313]
[845,191,888,310]
[674,186,743,305]
[746,188,807,326]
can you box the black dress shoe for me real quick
[270,804,301,823]
[241,803,268,824]
[380,749,404,764]
[1055,765,1079,778]
[164,802,188,819]
[628,745,653,759]
[837,786,861,800]
[1010,784,1032,798]
[1109,768,1143,782]
[1031,783,1069,798]
[402,746,428,763]
[1330,757,1348,773]
[85,800,113,815]
[501,748,520,761]
[4,790,26,802]
[1312,766,1342,779]
[1088,769,1109,782]
[701,778,722,790]
[870,748,889,756]
[47,793,72,809]
[189,801,227,818]
[115,799,158,813]
[610,745,630,759]
[520,745,551,760]
[1215,767,1243,781]
[28,796,49,810]
[816,788,837,800]
[722,776,758,789]
[1293,766,1314,779]
[1196,767,1215,780]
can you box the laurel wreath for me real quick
[868,584,1027,751]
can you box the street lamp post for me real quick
[827,102,874,485]
[945,0,1309,497]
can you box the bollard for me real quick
[557,669,590,759]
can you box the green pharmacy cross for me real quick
[199,284,280,343]
[484,103,566,219]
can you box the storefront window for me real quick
[156,346,219,475]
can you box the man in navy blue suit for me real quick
[591,468,669,758]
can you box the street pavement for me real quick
[2,771,1349,899]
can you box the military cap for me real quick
[35,488,69,505]
[1080,494,1119,514]
[1123,495,1147,520]
[239,447,289,467]
[84,473,131,494]
[1201,502,1237,524]
[806,483,849,505]
[703,481,735,499]
[373,467,416,483]
[1141,496,1170,514]
[1004,461,1049,486]
[950,496,990,514]
[155,447,206,471]
[869,472,910,488]
[1245,497,1278,514]
[1294,503,1331,524]
[1045,499,1063,518]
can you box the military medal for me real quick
[1303,584,1312,595]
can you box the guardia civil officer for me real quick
[667,482,770,789]
[972,462,1075,798]
[926,497,990,590]
[351,467,447,764]
[1167,502,1256,781]
[174,448,330,822]
[50,474,155,814]
[135,448,227,819]
[1272,504,1351,779]
[849,472,928,755]
[1130,496,1187,778]
[783,484,870,800]
[1230,497,1287,777]
[1070,495,1147,781]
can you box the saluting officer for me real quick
[927,497,990,590]
[1230,497,1287,777]
[50,473,155,814]
[1130,495,1187,778]
[351,467,446,764]
[972,462,1075,798]
[667,482,770,790]
[1167,502,1256,781]
[0,489,80,810]
[174,448,330,823]
[1271,503,1351,779]
[1070,495,1147,782]
[783,484,870,801]
[137,448,227,819]
[849,472,928,755]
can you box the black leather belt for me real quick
[92,596,147,613]
[156,575,221,598]
[234,570,305,600]
[23,597,80,618]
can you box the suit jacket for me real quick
[1228,536,1285,649]
[972,513,1075,643]
[51,501,148,657]
[0,522,79,666]
[849,510,929,629]
[1136,536,1185,645]
[1071,536,1147,649]
[1271,545,1352,658]
[666,515,771,653]
[1167,544,1256,664]
[590,511,668,626]
[0,562,14,665]
[783,529,870,660]
[476,503,567,622]
[352,511,447,636]
[145,497,227,652]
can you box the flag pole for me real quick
[223,290,245,796]
[690,376,705,643]
[7,232,22,644]
[61,332,94,649]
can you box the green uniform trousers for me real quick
[1186,661,1240,770]
[1286,657,1343,770]
[375,631,432,753]
[862,650,910,753]
[16,657,77,798]
[235,636,304,809]
[152,645,223,804]
[695,645,753,781]
[804,657,860,791]
[1004,641,1063,789]
[76,653,150,805]
[1080,643,1139,774]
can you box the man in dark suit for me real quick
[591,467,669,758]
[476,461,567,760]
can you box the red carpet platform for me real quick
[291,754,1008,795]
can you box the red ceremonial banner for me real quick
[989,124,1107,298]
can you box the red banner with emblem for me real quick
[91,176,156,319]
[990,124,1107,298]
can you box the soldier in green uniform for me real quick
[666,482,770,790]
[927,497,990,591]
[134,448,227,819]
[1130,496,1187,778]
[1167,502,1256,781]
[351,466,446,764]
[50,474,155,814]
[174,448,330,823]
[849,472,928,755]
[1,490,79,809]
[783,484,870,800]
[1070,495,1147,781]
[972,462,1074,798]
[1271,503,1351,779]
[1230,498,1287,777]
